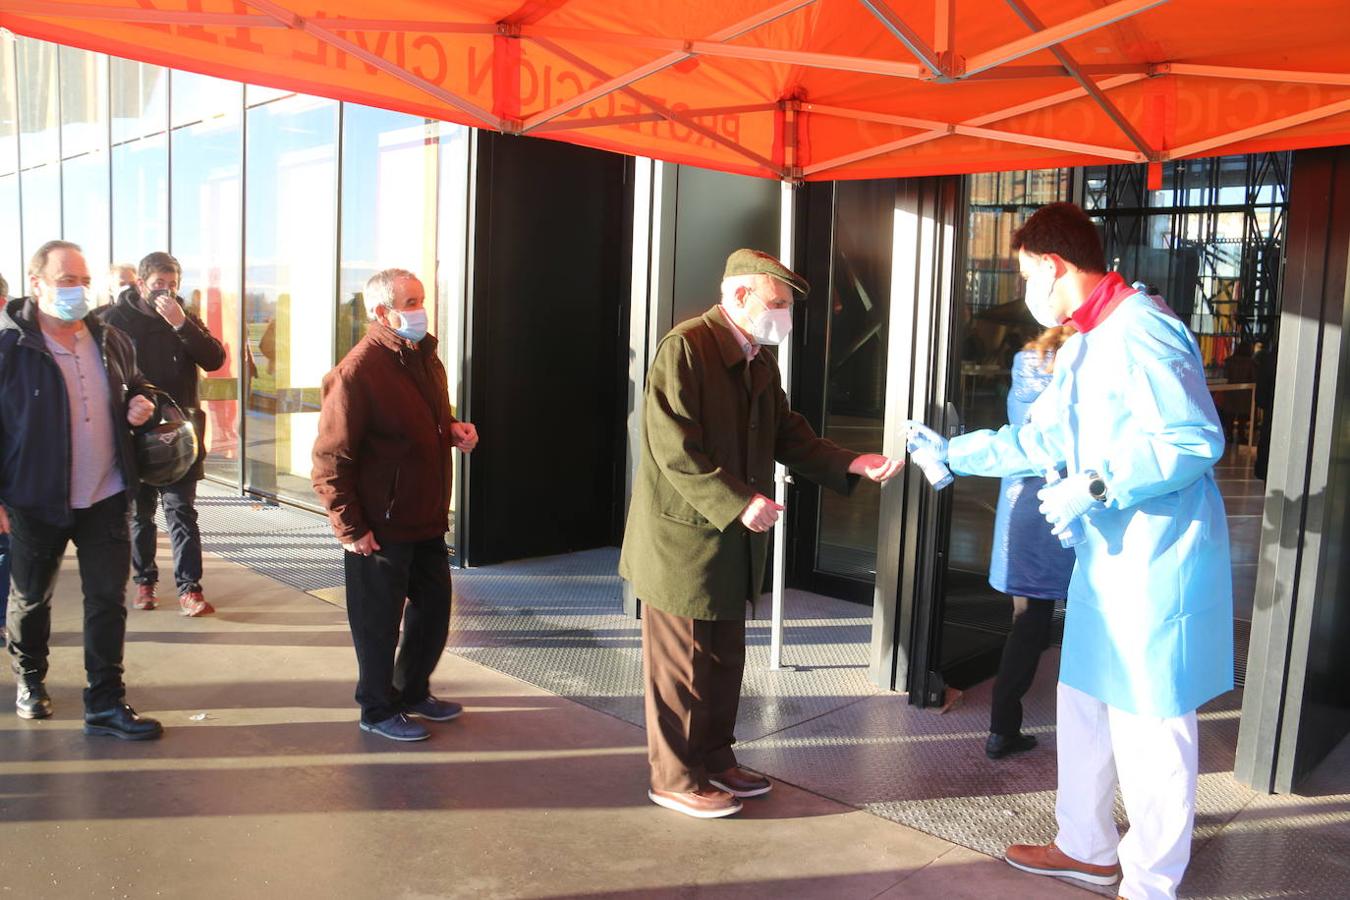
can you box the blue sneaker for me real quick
[359,713,429,742]
[405,695,463,722]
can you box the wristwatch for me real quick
[1084,469,1109,504]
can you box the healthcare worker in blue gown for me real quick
[907,203,1232,900]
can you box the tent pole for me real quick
[769,99,801,671]
[770,175,796,671]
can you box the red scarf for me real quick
[1067,272,1136,333]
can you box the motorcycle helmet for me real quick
[135,394,200,487]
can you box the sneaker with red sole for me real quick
[133,584,157,610]
[178,590,215,617]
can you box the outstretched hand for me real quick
[849,453,904,483]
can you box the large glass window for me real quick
[111,135,168,263]
[941,169,1071,670]
[814,180,893,581]
[1085,153,1290,365]
[337,105,439,358]
[17,38,61,265]
[60,48,110,275]
[0,36,18,291]
[172,76,244,484]
[244,95,339,504]
[0,36,471,514]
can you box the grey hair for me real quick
[363,268,418,320]
[28,240,82,279]
[0,272,8,300]
[719,273,761,303]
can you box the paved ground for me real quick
[1,546,1086,900]
[5,483,1348,900]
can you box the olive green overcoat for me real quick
[619,307,859,620]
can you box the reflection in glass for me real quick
[173,114,243,483]
[59,47,107,159]
[436,122,472,548]
[0,35,18,176]
[943,169,1070,671]
[16,38,58,166]
[815,181,892,580]
[110,57,167,143]
[62,151,111,272]
[112,133,168,262]
[337,105,437,358]
[171,70,242,128]
[0,175,20,291]
[20,163,61,266]
[244,95,338,503]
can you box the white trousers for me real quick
[1053,682,1199,900]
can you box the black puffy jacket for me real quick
[98,289,226,480]
[0,298,157,525]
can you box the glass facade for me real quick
[0,33,471,513]
[1084,154,1290,369]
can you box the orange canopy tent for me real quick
[4,0,1350,182]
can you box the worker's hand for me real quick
[849,453,904,483]
[126,394,155,426]
[903,421,948,462]
[449,422,478,452]
[1037,474,1101,536]
[151,290,186,328]
[0,506,9,535]
[342,531,381,556]
[740,493,784,533]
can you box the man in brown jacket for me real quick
[312,268,478,742]
[620,249,903,818]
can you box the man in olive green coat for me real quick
[620,249,903,820]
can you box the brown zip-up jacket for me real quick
[312,322,456,545]
[619,306,859,620]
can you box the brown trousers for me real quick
[641,604,747,792]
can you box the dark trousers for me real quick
[132,477,203,595]
[6,493,131,712]
[989,596,1056,737]
[641,603,746,793]
[0,531,10,628]
[343,537,452,724]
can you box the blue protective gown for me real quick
[949,291,1234,717]
[988,350,1076,600]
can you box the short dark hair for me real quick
[138,251,182,283]
[1011,202,1107,274]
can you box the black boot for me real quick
[84,703,163,741]
[985,732,1037,760]
[16,683,53,720]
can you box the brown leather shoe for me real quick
[648,788,742,819]
[1004,841,1121,886]
[708,766,772,798]
[133,584,157,611]
[178,590,215,617]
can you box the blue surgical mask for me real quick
[45,284,91,322]
[392,308,428,343]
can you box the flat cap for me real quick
[723,248,810,294]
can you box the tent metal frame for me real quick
[5,0,1350,179]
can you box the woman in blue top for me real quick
[986,325,1076,760]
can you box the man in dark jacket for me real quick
[99,251,226,617]
[1,240,163,740]
[312,268,479,742]
[619,249,903,819]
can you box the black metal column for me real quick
[1236,145,1350,793]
